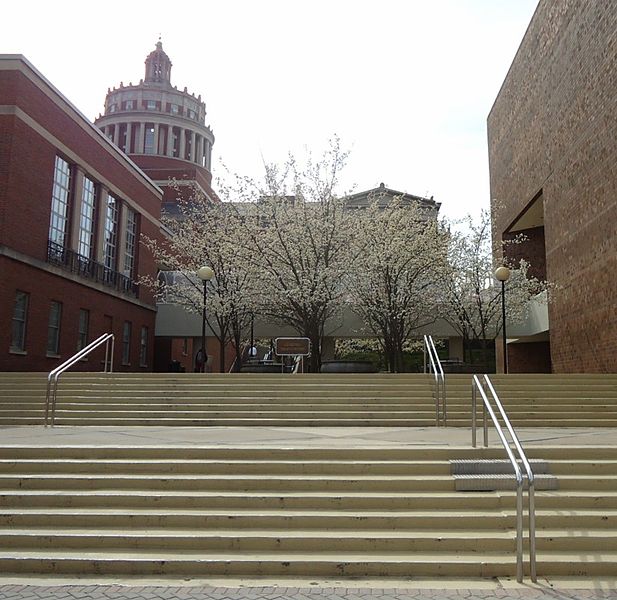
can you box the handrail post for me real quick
[442,376,447,427]
[424,335,445,427]
[471,379,477,448]
[516,479,523,583]
[529,483,537,582]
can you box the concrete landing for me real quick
[2,425,617,448]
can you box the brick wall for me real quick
[488,0,617,373]
[0,60,163,372]
[507,342,552,374]
[503,226,547,282]
[0,255,156,372]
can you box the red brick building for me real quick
[488,1,617,373]
[0,55,163,372]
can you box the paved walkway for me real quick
[1,580,617,599]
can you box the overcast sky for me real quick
[3,0,538,221]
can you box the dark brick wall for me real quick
[503,226,547,281]
[488,0,617,373]
[508,342,552,374]
[0,256,156,372]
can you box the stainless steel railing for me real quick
[44,333,115,427]
[423,335,446,426]
[472,374,536,583]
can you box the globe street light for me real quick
[196,265,214,373]
[495,266,511,374]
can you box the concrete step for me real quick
[0,490,507,510]
[450,459,551,474]
[0,528,519,552]
[453,473,559,491]
[0,508,520,529]
[0,550,518,577]
[0,473,458,491]
[0,458,454,476]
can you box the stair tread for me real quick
[0,550,517,561]
[0,528,518,537]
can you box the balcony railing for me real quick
[47,240,138,298]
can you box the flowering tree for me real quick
[141,191,257,372]
[344,197,449,372]
[440,209,547,365]
[230,141,354,371]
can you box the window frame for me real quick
[48,155,71,250]
[122,321,132,365]
[78,175,96,260]
[124,208,138,277]
[77,309,90,352]
[46,300,62,357]
[139,326,148,367]
[103,194,119,273]
[10,290,29,353]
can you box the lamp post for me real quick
[196,265,214,373]
[249,312,256,360]
[495,266,511,374]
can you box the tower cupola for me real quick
[144,40,172,85]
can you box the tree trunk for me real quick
[219,337,226,373]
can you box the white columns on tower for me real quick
[137,122,145,154]
[125,123,132,153]
[179,129,186,160]
[189,131,196,162]
[154,123,160,155]
[166,125,174,157]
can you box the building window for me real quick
[144,125,155,154]
[139,327,148,367]
[182,337,189,356]
[103,194,119,273]
[11,291,29,352]
[109,104,116,113]
[47,301,62,356]
[146,100,156,110]
[188,109,195,119]
[171,104,179,115]
[122,321,131,365]
[124,208,137,277]
[78,176,96,259]
[78,309,89,351]
[49,156,71,250]
[125,100,134,110]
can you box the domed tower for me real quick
[95,41,216,207]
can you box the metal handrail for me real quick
[44,333,114,427]
[423,335,446,426]
[471,374,536,583]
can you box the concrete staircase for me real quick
[446,373,617,427]
[0,444,617,577]
[0,373,437,427]
[1,372,617,427]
